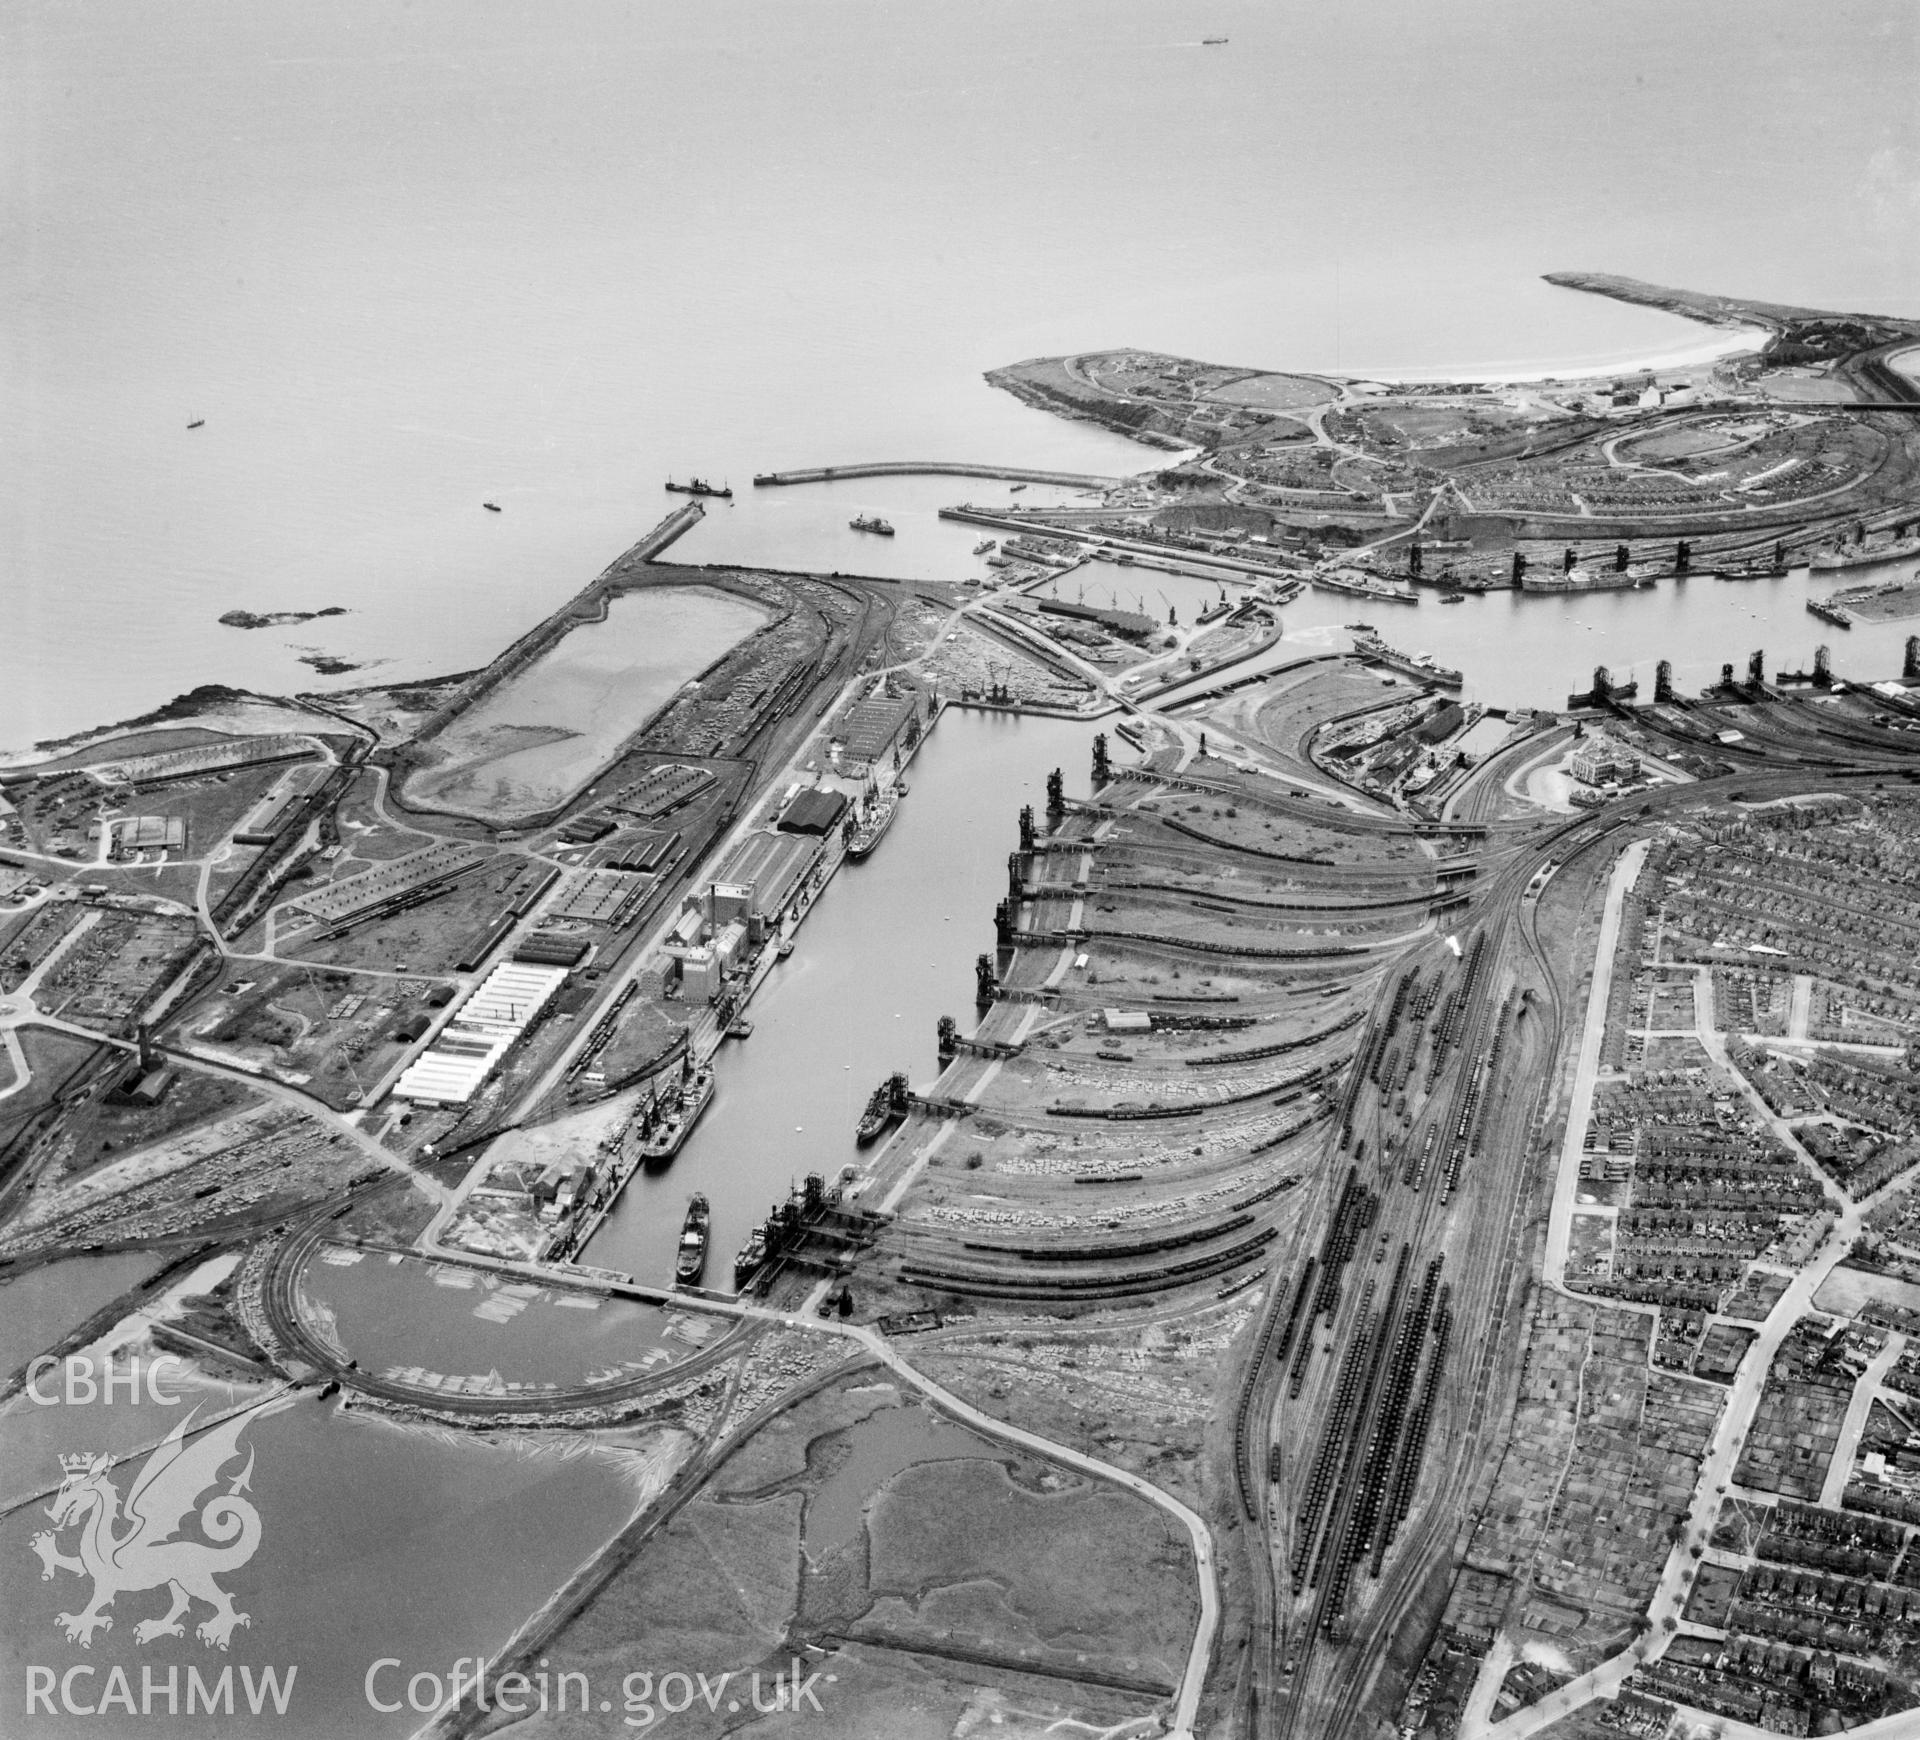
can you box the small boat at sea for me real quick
[1008,483,1027,493]
[665,477,733,498]
[974,539,997,555]
[1203,36,1229,45]
[1440,593,1465,604]
[850,514,895,536]
[483,501,502,513]
[675,1193,710,1286]
[186,419,205,430]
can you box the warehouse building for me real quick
[391,960,570,1104]
[777,785,849,836]
[710,830,818,938]
[836,694,916,765]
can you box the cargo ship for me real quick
[186,419,205,430]
[845,790,898,860]
[856,1071,911,1146]
[1351,631,1463,688]
[1806,598,1854,629]
[733,1225,768,1290]
[483,501,501,513]
[1518,566,1643,593]
[1811,534,1920,573]
[635,1063,716,1168]
[973,539,997,555]
[850,514,895,536]
[1312,569,1418,604]
[665,477,732,498]
[675,1193,710,1285]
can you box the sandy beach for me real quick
[1358,321,1768,387]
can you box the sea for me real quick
[9,0,1920,750]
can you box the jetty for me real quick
[941,506,1305,584]
[753,461,1122,490]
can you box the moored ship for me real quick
[734,1226,768,1290]
[973,539,997,555]
[675,1193,710,1285]
[845,791,898,860]
[1351,631,1463,688]
[1518,565,1643,593]
[632,1062,716,1168]
[1811,534,1920,573]
[856,1071,911,1146]
[665,477,733,498]
[850,513,895,536]
[1312,569,1418,604]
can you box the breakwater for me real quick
[753,461,1122,489]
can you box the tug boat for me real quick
[675,1193,710,1286]
[483,501,502,512]
[973,539,997,555]
[850,514,895,536]
[186,419,205,430]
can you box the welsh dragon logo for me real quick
[31,1397,293,1650]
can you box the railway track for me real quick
[1244,794,1638,1738]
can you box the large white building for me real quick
[392,960,570,1104]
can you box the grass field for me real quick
[1202,372,1336,413]
[518,1369,1191,1736]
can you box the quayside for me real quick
[585,709,1092,1291]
